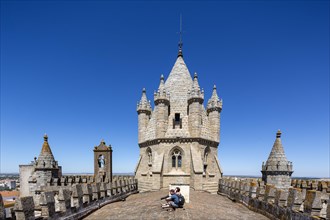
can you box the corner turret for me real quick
[207,85,223,142]
[261,130,293,188]
[188,72,204,137]
[137,88,152,143]
[154,75,170,138]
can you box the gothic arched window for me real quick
[171,149,182,169]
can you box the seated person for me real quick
[162,189,179,208]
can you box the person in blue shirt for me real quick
[162,189,179,208]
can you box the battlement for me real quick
[218,177,330,219]
[2,176,137,219]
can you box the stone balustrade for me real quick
[1,177,137,220]
[218,178,330,220]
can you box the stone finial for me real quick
[194,72,198,79]
[44,133,48,142]
[276,129,282,138]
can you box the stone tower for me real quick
[19,134,62,196]
[94,140,113,182]
[261,130,293,188]
[135,48,223,193]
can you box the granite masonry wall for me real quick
[218,177,330,220]
[1,175,137,220]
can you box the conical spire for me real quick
[188,72,204,101]
[165,56,192,112]
[158,74,165,92]
[137,88,152,113]
[262,130,293,172]
[40,134,53,155]
[36,134,58,169]
[207,85,222,112]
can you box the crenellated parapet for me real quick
[218,177,330,219]
[3,176,138,219]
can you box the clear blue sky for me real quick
[1,1,329,177]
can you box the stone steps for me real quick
[203,182,218,194]
[138,180,152,193]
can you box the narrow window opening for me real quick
[175,113,180,122]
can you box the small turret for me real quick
[207,85,223,113]
[261,130,293,188]
[154,74,170,104]
[35,134,59,169]
[154,75,170,138]
[137,88,152,113]
[33,134,61,189]
[207,85,222,142]
[137,88,152,143]
[188,72,204,137]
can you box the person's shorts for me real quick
[169,201,179,208]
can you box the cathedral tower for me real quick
[135,46,223,193]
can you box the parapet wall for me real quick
[218,178,330,220]
[2,175,138,220]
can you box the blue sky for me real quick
[1,1,329,177]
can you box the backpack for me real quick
[177,194,185,207]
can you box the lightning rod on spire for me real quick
[178,14,183,57]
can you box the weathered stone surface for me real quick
[84,189,268,220]
[40,191,56,218]
[287,188,303,211]
[304,190,322,217]
[274,189,288,207]
[14,196,35,220]
[82,183,93,204]
[58,188,71,214]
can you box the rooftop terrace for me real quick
[85,189,268,220]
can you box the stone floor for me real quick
[84,189,269,220]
